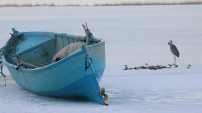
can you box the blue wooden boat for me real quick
[1,24,108,105]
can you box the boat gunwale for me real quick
[12,31,102,42]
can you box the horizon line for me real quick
[0,1,202,7]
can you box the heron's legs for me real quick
[173,56,176,65]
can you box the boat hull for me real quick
[2,31,106,104]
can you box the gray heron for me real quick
[168,40,180,65]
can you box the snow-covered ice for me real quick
[0,5,202,113]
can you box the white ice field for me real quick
[0,5,202,113]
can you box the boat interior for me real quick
[6,32,100,69]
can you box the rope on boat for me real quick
[0,28,19,60]
[0,45,18,58]
[0,60,6,86]
[85,55,98,78]
[0,45,18,86]
[0,28,19,86]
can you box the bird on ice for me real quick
[168,40,180,65]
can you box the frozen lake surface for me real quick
[0,5,202,113]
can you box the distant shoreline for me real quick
[0,1,202,7]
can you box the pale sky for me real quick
[0,0,200,5]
